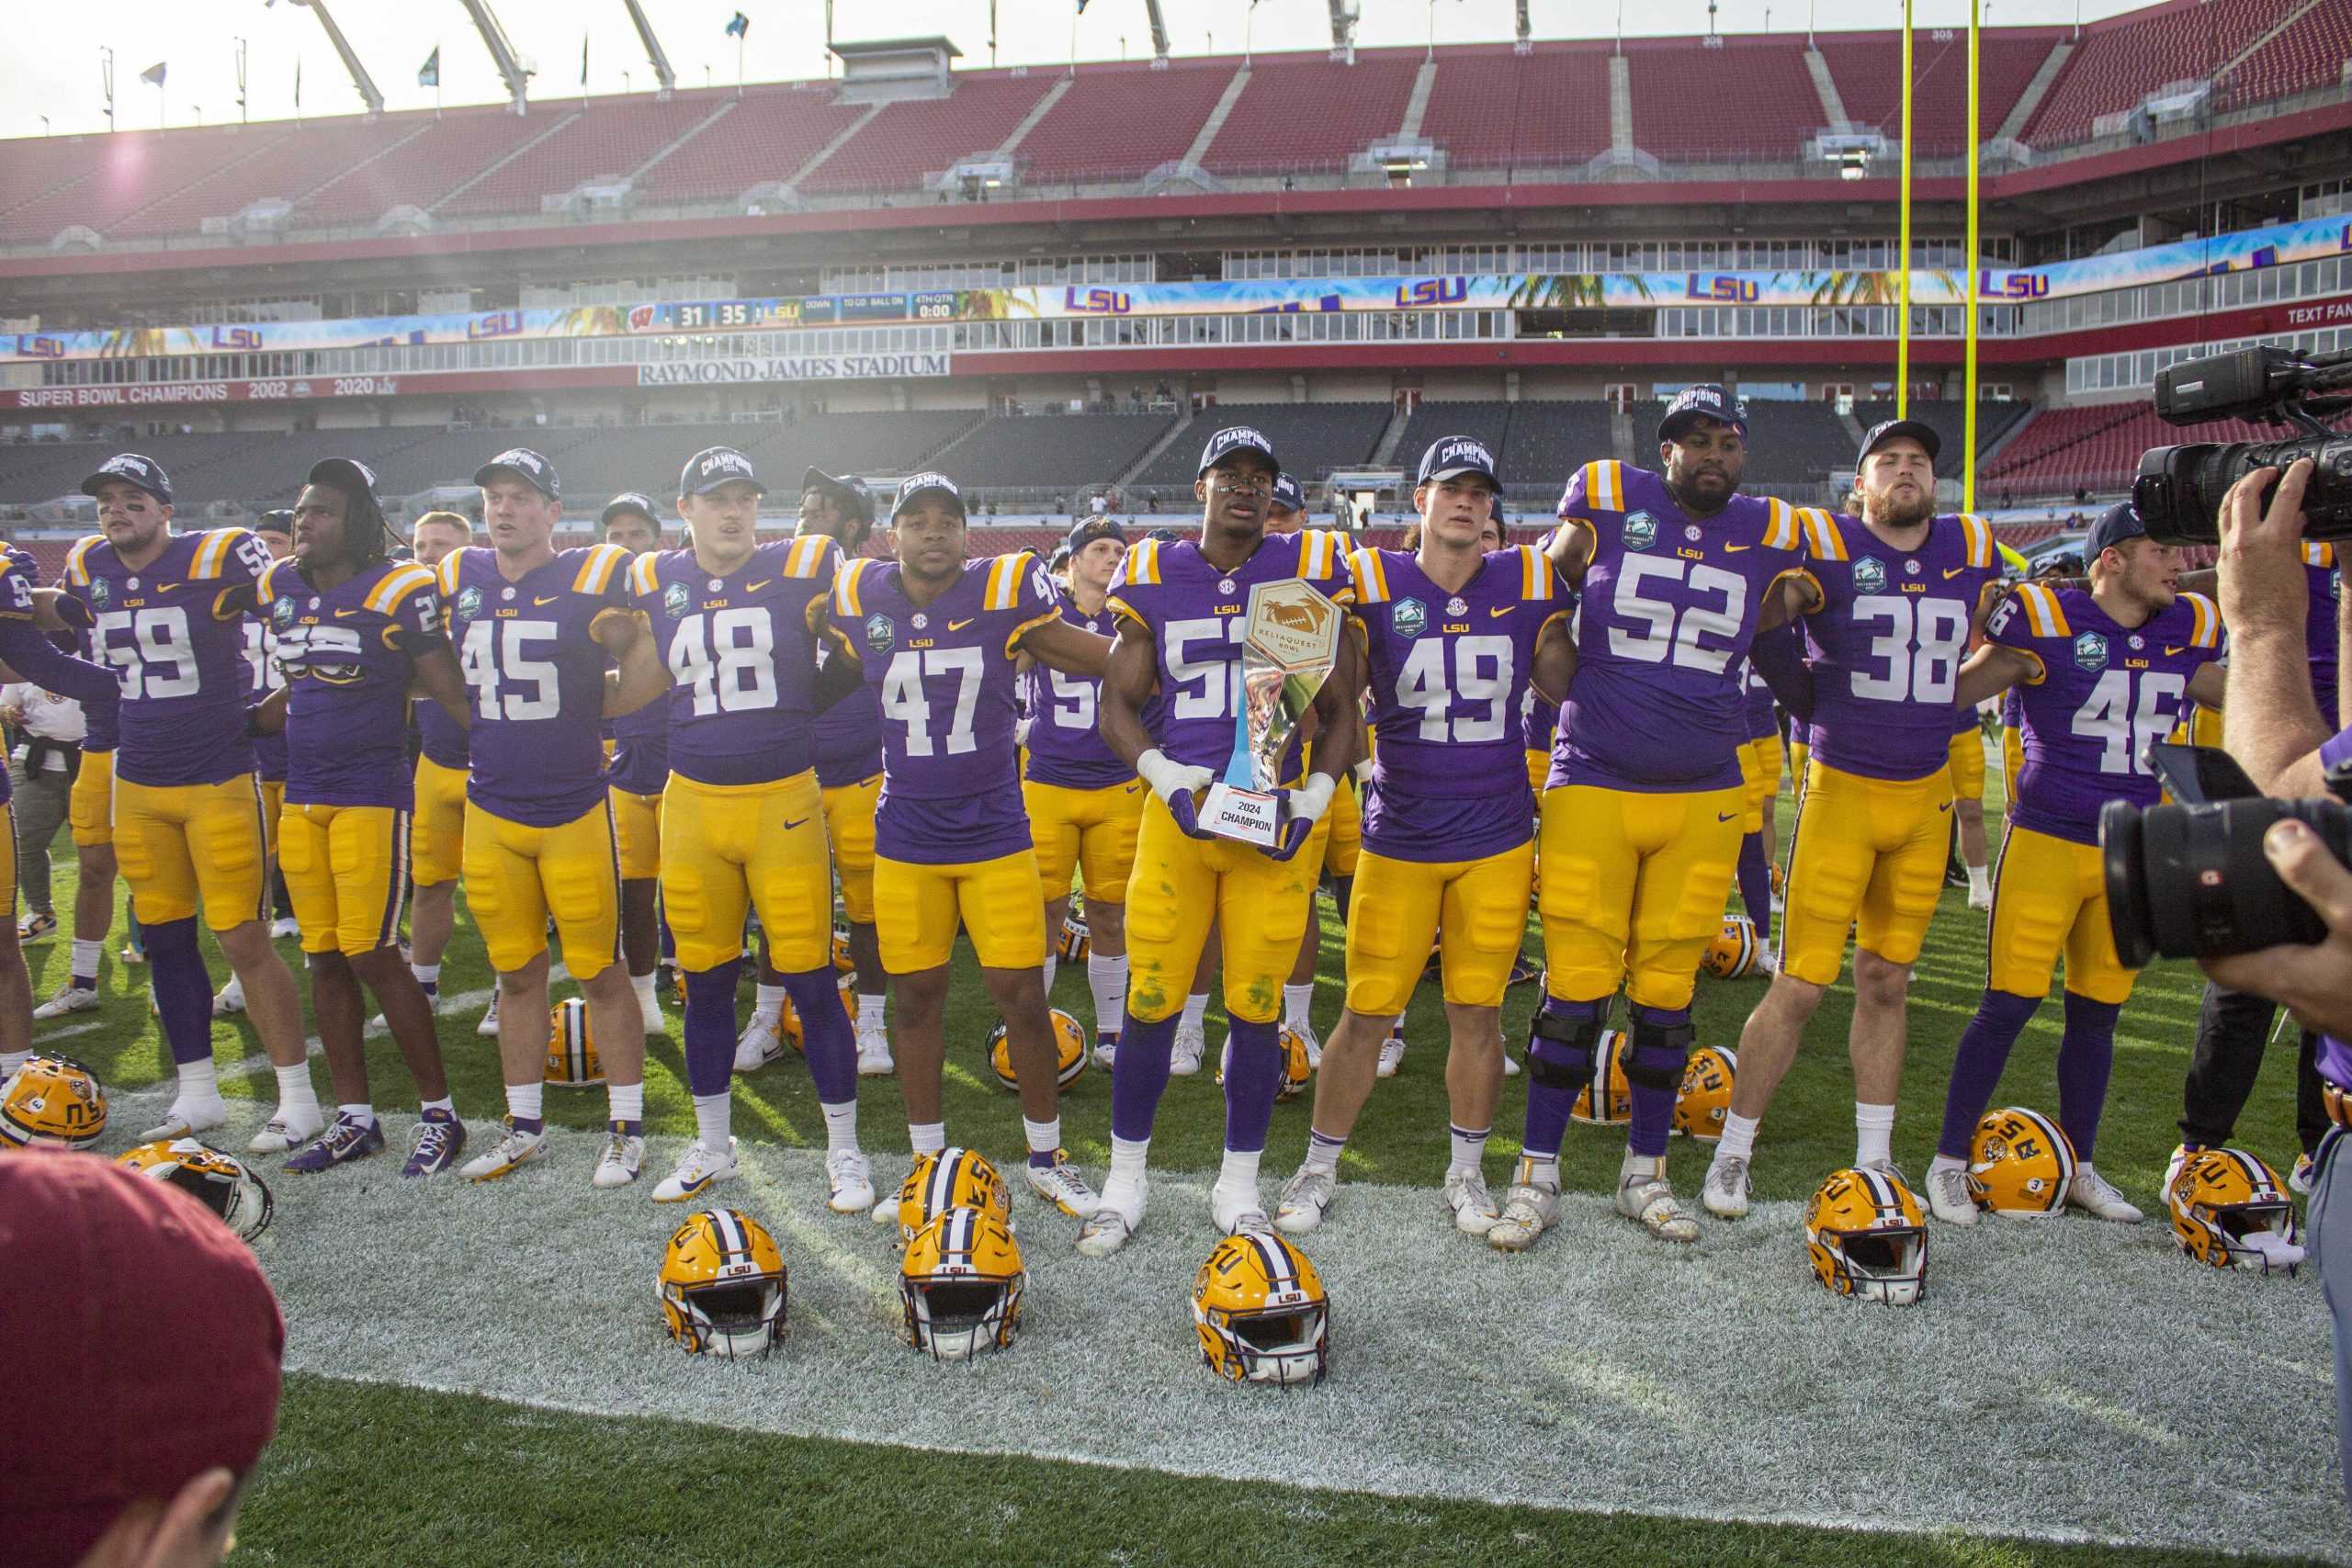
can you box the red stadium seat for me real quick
[1624,37,1824,162]
[1816,33,2060,156]
[1012,62,1238,184]
[798,76,1057,194]
[2025,0,2293,147]
[1198,55,1422,177]
[635,86,867,201]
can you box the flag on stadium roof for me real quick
[139,62,165,88]
[724,12,750,39]
[418,48,439,89]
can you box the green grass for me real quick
[234,1372,2332,1568]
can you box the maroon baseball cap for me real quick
[0,1148,285,1567]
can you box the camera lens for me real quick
[2103,797,2352,963]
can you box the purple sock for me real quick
[1523,997,1601,1163]
[143,917,215,1067]
[1110,1011,1180,1142]
[782,965,856,1105]
[1736,831,1773,943]
[1221,1016,1282,1155]
[1626,1003,1689,1159]
[1935,988,2043,1159]
[680,958,741,1099]
[2056,991,2121,1161]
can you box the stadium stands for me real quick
[1731,401,1860,484]
[1503,401,1619,488]
[1128,403,1394,489]
[1624,37,1825,161]
[799,75,1055,193]
[1849,400,2035,477]
[1817,33,2059,155]
[1393,401,1513,473]
[297,107,556,227]
[0,126,295,246]
[752,411,982,482]
[927,412,1180,488]
[441,96,720,216]
[108,118,427,237]
[1418,48,1615,169]
[1198,55,1421,176]
[1984,400,2352,495]
[2025,0,2289,145]
[1012,62,1238,183]
[2226,0,2352,107]
[633,88,866,201]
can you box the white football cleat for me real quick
[734,1012,785,1074]
[824,1148,876,1214]
[1075,1185,1145,1257]
[1966,888,1994,912]
[854,1021,894,1077]
[31,981,99,1021]
[476,989,503,1038]
[2065,1165,2143,1224]
[1169,1019,1205,1077]
[1092,1034,1118,1070]
[1291,1020,1322,1069]
[653,1137,738,1203]
[1618,1151,1698,1243]
[141,1098,229,1143]
[1442,1168,1500,1235]
[1500,1051,1521,1077]
[1023,1150,1102,1217]
[461,1118,548,1182]
[1924,1161,1978,1226]
[1702,1152,1751,1218]
[591,1125,646,1189]
[210,976,245,1017]
[270,916,301,940]
[1376,1029,1406,1078]
[1272,1166,1335,1235]
[2291,1152,2315,1197]
[248,1104,324,1156]
[1487,1157,1560,1253]
[1212,1180,1269,1236]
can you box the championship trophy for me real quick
[1201,578,1342,847]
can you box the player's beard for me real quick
[1864,482,1936,530]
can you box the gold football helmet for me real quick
[1804,1167,1927,1304]
[1702,915,1760,979]
[659,1208,787,1358]
[831,925,856,973]
[0,1055,107,1148]
[1192,1229,1329,1385]
[1672,1045,1739,1141]
[900,1207,1026,1359]
[1057,915,1091,964]
[1211,1027,1313,1101]
[887,1145,1012,1243]
[988,1010,1089,1093]
[2168,1147,2301,1275]
[780,979,856,1053]
[116,1139,274,1241]
[1966,1106,2076,1218]
[546,997,604,1086]
[1569,1028,1632,1124]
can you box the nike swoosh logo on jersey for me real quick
[781,818,809,830]
[1715,811,1737,822]
[744,581,771,592]
[1722,544,1750,553]
[1942,567,1968,579]
[1487,605,1515,617]
[534,595,560,605]
[333,608,361,617]
[2165,646,2187,656]
[1939,801,1953,812]
[948,617,975,632]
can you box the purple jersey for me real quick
[1023,597,1136,791]
[414,690,468,769]
[1548,462,1808,793]
[812,678,883,788]
[628,535,839,789]
[1348,544,1570,861]
[1522,687,1561,755]
[63,528,273,789]
[255,557,442,808]
[439,543,635,828]
[1107,529,1355,780]
[832,551,1059,865]
[1795,510,2003,783]
[239,619,286,784]
[1743,654,1781,741]
[2305,543,2340,716]
[1988,581,2223,846]
[606,689,670,795]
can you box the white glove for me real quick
[1014,716,1034,748]
[2241,1229,2307,1273]
[1288,772,1336,826]
[1137,748,1214,805]
[1351,758,1374,788]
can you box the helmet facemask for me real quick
[1829,1224,1926,1305]
[1202,1301,1330,1385]
[666,1275,786,1359]
[903,1271,1023,1360]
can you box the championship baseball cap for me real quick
[1048,542,1073,571]
[803,467,876,523]
[472,446,560,500]
[1067,515,1126,553]
[305,457,379,502]
[0,1148,285,1568]
[1269,473,1306,514]
[601,491,661,526]
[1145,526,1183,544]
[892,470,965,519]
[682,446,764,498]
[1417,434,1501,489]
[1657,385,1747,445]
[79,452,172,506]
[1197,425,1281,476]
[1857,417,1942,467]
[253,509,296,537]
[2086,501,2149,559]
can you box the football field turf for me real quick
[30,746,2343,1566]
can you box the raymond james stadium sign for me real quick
[637,354,949,386]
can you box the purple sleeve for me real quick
[0,615,120,707]
[2322,723,2352,776]
[1748,628,1814,724]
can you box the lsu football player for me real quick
[1500,386,1809,1249]
[1082,426,1361,1256]
[32,558,131,1023]
[401,511,477,1027]
[1701,422,2005,1219]
[1022,515,1143,1063]
[1274,436,1570,1238]
[624,446,875,1213]
[1928,502,2226,1226]
[440,448,662,1188]
[599,492,673,1037]
[1733,633,1793,951]
[828,471,1111,1216]
[51,455,322,1153]
[251,459,473,1177]
[741,468,895,1076]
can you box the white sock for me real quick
[71,938,102,982]
[1855,1101,1896,1168]
[1965,863,1991,898]
[1304,1128,1346,1174]
[1520,1153,1560,1189]
[1716,1111,1760,1164]
[1042,953,1058,994]
[1215,1147,1263,1201]
[1182,991,1210,1032]
[1022,1116,1060,1158]
[1283,982,1314,1032]
[1928,1151,1966,1174]
[1087,953,1127,1036]
[0,1049,29,1077]
[857,992,885,1031]
[909,1121,946,1156]
[175,1058,222,1101]
[692,1090,730,1151]
[632,970,659,1017]
[337,1101,375,1126]
[1448,1124,1489,1177]
[754,983,786,1021]
[506,1080,545,1122]
[1102,1134,1150,1207]
[273,1063,319,1111]
[420,1096,454,1117]
[820,1099,860,1153]
[411,962,441,987]
[607,1082,645,1125]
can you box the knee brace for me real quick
[1527,1007,1602,1090]
[1625,1011,1696,1091]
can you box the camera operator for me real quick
[2203,456,2352,1509]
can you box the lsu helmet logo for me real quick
[1622,512,1658,551]
[1852,557,1888,593]
[865,613,895,654]
[663,581,692,620]
[454,584,484,623]
[2073,631,2109,672]
[1391,597,1427,638]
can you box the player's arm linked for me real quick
[601,612,668,719]
[1020,616,1113,681]
[1953,642,2039,709]
[1096,620,1162,773]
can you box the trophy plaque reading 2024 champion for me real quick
[1201,577,1342,847]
